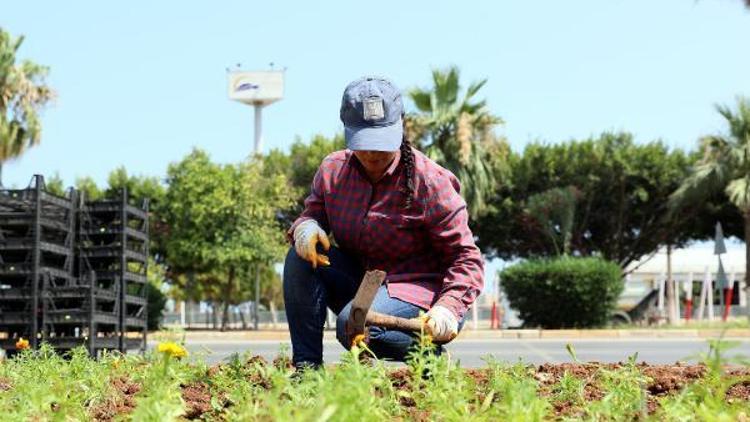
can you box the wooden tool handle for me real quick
[366,311,432,335]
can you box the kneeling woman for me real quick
[283,76,484,368]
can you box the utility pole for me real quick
[228,69,284,331]
[666,244,678,324]
[254,266,260,331]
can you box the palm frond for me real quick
[715,97,750,149]
[409,89,432,113]
[669,158,732,210]
[725,176,750,211]
[432,67,460,110]
[465,79,488,101]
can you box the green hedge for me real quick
[501,257,623,328]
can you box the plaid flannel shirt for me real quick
[289,148,484,320]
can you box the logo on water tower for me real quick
[234,80,260,93]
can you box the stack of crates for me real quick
[0,175,149,356]
[78,190,149,353]
[0,175,76,351]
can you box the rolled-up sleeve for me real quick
[287,167,330,241]
[424,173,484,320]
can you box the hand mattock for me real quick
[346,270,432,347]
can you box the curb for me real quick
[152,328,750,342]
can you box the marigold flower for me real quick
[351,334,366,348]
[157,341,188,359]
[15,338,29,350]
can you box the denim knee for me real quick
[282,247,316,304]
[335,306,351,348]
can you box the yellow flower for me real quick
[420,334,434,347]
[15,338,29,350]
[350,334,366,348]
[157,341,188,359]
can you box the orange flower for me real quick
[351,334,366,348]
[15,338,29,350]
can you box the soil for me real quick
[534,363,605,417]
[383,362,749,419]
[272,354,293,370]
[72,361,750,420]
[385,368,432,422]
[726,368,750,402]
[534,362,718,417]
[179,355,278,420]
[641,363,706,396]
[0,377,11,392]
[181,381,215,419]
[90,376,141,421]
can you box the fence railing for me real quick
[160,301,507,330]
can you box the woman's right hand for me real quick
[293,220,331,268]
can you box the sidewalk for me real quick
[152,327,750,341]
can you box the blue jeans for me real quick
[283,246,428,366]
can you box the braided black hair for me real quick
[399,134,416,209]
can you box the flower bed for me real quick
[0,340,748,421]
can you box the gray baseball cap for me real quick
[340,76,404,152]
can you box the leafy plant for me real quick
[501,256,624,328]
[0,339,747,420]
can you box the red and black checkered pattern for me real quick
[289,148,484,320]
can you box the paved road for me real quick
[171,337,750,367]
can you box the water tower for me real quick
[227,70,284,154]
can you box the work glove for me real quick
[293,220,331,268]
[426,305,458,343]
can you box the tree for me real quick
[105,166,168,260]
[0,29,55,184]
[146,258,168,330]
[74,176,104,201]
[44,172,65,196]
[162,149,294,330]
[406,66,505,218]
[264,134,345,226]
[525,186,580,256]
[670,97,750,319]
[478,132,705,270]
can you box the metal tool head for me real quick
[345,270,386,346]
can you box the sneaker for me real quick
[290,361,321,381]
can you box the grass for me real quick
[0,334,747,421]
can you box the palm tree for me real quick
[670,96,750,319]
[0,29,55,184]
[406,66,503,219]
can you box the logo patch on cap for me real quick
[363,97,385,121]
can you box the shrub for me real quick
[501,257,623,328]
[147,283,167,331]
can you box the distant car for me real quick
[610,279,659,326]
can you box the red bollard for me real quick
[723,288,734,322]
[684,299,693,321]
[490,302,497,330]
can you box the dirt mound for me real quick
[90,376,141,421]
[727,380,750,401]
[72,361,750,420]
[537,362,602,380]
[181,381,213,419]
[642,364,706,396]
